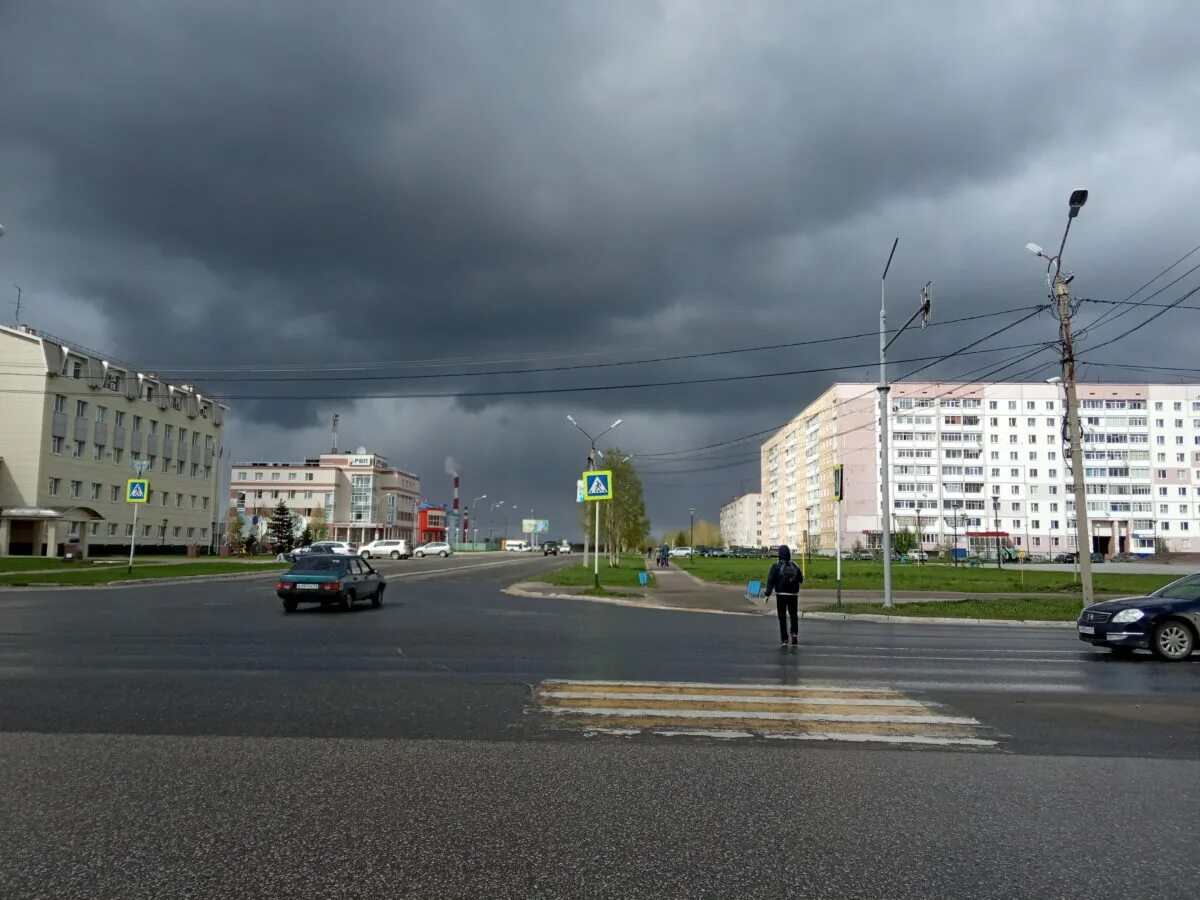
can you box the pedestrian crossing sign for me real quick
[582,469,613,501]
[126,479,149,503]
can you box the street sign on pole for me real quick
[583,470,613,501]
[576,479,585,503]
[832,464,844,502]
[125,478,149,575]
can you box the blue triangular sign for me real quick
[588,476,607,494]
[129,482,145,499]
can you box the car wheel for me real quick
[372,585,384,609]
[361,551,371,559]
[1151,619,1195,661]
[342,592,355,612]
[390,551,400,560]
[283,599,297,613]
[415,551,424,558]
[439,551,448,558]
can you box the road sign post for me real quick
[583,470,614,589]
[126,473,149,574]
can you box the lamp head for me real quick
[1068,189,1088,218]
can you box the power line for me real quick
[0,341,1053,402]
[1074,240,1200,337]
[0,305,1046,379]
[1076,283,1200,356]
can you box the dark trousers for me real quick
[776,593,798,641]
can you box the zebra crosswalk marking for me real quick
[531,679,996,748]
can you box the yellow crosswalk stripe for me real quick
[530,679,996,748]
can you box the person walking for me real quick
[763,544,803,646]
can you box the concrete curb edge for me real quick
[798,611,1075,628]
[504,583,760,616]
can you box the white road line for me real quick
[537,691,931,708]
[544,706,979,725]
[545,679,899,693]
[651,729,755,739]
[582,727,642,737]
[387,559,545,579]
[761,732,997,748]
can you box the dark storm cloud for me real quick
[2,1,1199,532]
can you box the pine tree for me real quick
[268,500,296,552]
[298,524,314,548]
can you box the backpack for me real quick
[777,560,802,593]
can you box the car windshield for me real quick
[290,556,345,572]
[1152,575,1200,601]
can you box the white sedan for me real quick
[414,542,453,558]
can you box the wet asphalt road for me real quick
[1,552,1197,899]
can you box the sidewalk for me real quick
[511,559,1097,617]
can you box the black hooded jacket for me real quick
[764,545,803,597]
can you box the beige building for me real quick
[719,492,762,548]
[0,324,227,556]
[231,449,419,546]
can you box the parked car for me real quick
[543,542,558,556]
[276,554,385,613]
[284,545,313,562]
[414,542,452,558]
[670,546,693,558]
[309,541,356,556]
[559,541,572,554]
[707,547,729,558]
[1057,551,1106,564]
[1109,552,1143,563]
[359,539,410,560]
[1077,572,1200,660]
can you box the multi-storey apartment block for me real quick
[761,382,1200,558]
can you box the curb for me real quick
[504,584,758,617]
[0,568,283,591]
[798,611,1074,628]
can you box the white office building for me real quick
[0,324,227,556]
[761,381,1200,558]
[720,492,762,548]
[230,448,419,546]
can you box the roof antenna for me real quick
[13,284,23,324]
[331,414,339,453]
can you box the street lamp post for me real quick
[488,500,504,544]
[1026,189,1093,605]
[566,414,623,587]
[878,237,932,607]
[689,507,695,556]
[992,493,1002,570]
[469,495,486,548]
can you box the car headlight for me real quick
[1111,608,1145,624]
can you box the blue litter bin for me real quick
[638,571,649,587]
[747,579,762,599]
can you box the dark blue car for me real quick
[1077,572,1200,661]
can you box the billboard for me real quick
[522,518,550,534]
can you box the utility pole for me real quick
[878,236,931,608]
[689,507,695,555]
[992,493,1002,569]
[1027,189,1093,605]
[13,285,23,324]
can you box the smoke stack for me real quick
[453,476,460,543]
[331,414,339,454]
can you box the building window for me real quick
[177,461,186,475]
[187,527,195,538]
[72,440,85,458]
[54,394,67,413]
[93,445,103,462]
[189,495,197,509]
[48,477,61,496]
[254,472,263,481]
[113,448,124,464]
[75,400,88,418]
[238,472,247,481]
[202,497,209,510]
[271,472,280,481]
[51,436,64,454]
[305,472,314,481]
[126,524,134,537]
[175,493,183,507]
[173,526,182,538]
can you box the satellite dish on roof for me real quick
[355,446,367,454]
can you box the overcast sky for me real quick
[2,2,1199,538]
